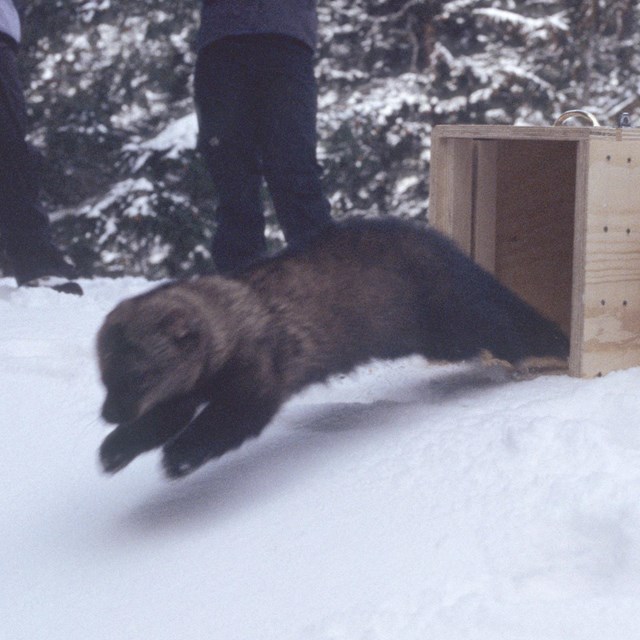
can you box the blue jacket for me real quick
[197,0,318,52]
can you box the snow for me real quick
[471,8,569,35]
[125,113,198,171]
[82,178,155,220]
[137,113,198,158]
[2,276,640,639]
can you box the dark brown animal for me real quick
[97,218,568,478]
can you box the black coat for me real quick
[197,0,318,52]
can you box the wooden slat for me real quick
[568,140,590,377]
[429,136,475,253]
[433,124,640,142]
[472,141,498,272]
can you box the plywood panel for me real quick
[579,139,640,377]
[493,140,576,336]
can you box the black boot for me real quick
[12,243,82,295]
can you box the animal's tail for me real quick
[424,227,570,367]
[475,268,570,365]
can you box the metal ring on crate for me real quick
[553,110,601,127]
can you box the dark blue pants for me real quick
[0,41,52,265]
[194,35,332,273]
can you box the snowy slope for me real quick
[2,277,640,640]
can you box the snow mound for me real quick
[1,277,640,639]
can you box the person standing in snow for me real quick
[0,0,79,288]
[194,0,333,273]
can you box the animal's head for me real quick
[97,291,209,424]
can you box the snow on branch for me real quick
[472,7,569,35]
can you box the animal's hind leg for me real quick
[162,398,278,478]
[99,395,201,474]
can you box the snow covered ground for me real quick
[2,276,640,639]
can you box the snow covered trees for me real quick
[3,0,638,278]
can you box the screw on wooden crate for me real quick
[603,226,633,233]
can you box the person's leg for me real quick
[194,40,267,274]
[257,37,332,246]
[0,43,61,280]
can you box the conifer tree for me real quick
[2,0,638,278]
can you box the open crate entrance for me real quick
[430,125,640,378]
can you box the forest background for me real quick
[2,0,639,278]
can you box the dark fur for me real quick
[97,218,568,478]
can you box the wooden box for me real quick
[429,124,640,377]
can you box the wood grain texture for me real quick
[579,140,640,377]
[430,125,640,377]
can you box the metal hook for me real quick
[553,110,601,127]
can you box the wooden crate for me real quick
[429,124,640,377]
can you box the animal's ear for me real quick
[159,310,199,346]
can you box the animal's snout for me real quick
[101,393,136,425]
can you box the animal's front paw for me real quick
[161,442,209,479]
[99,435,137,474]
